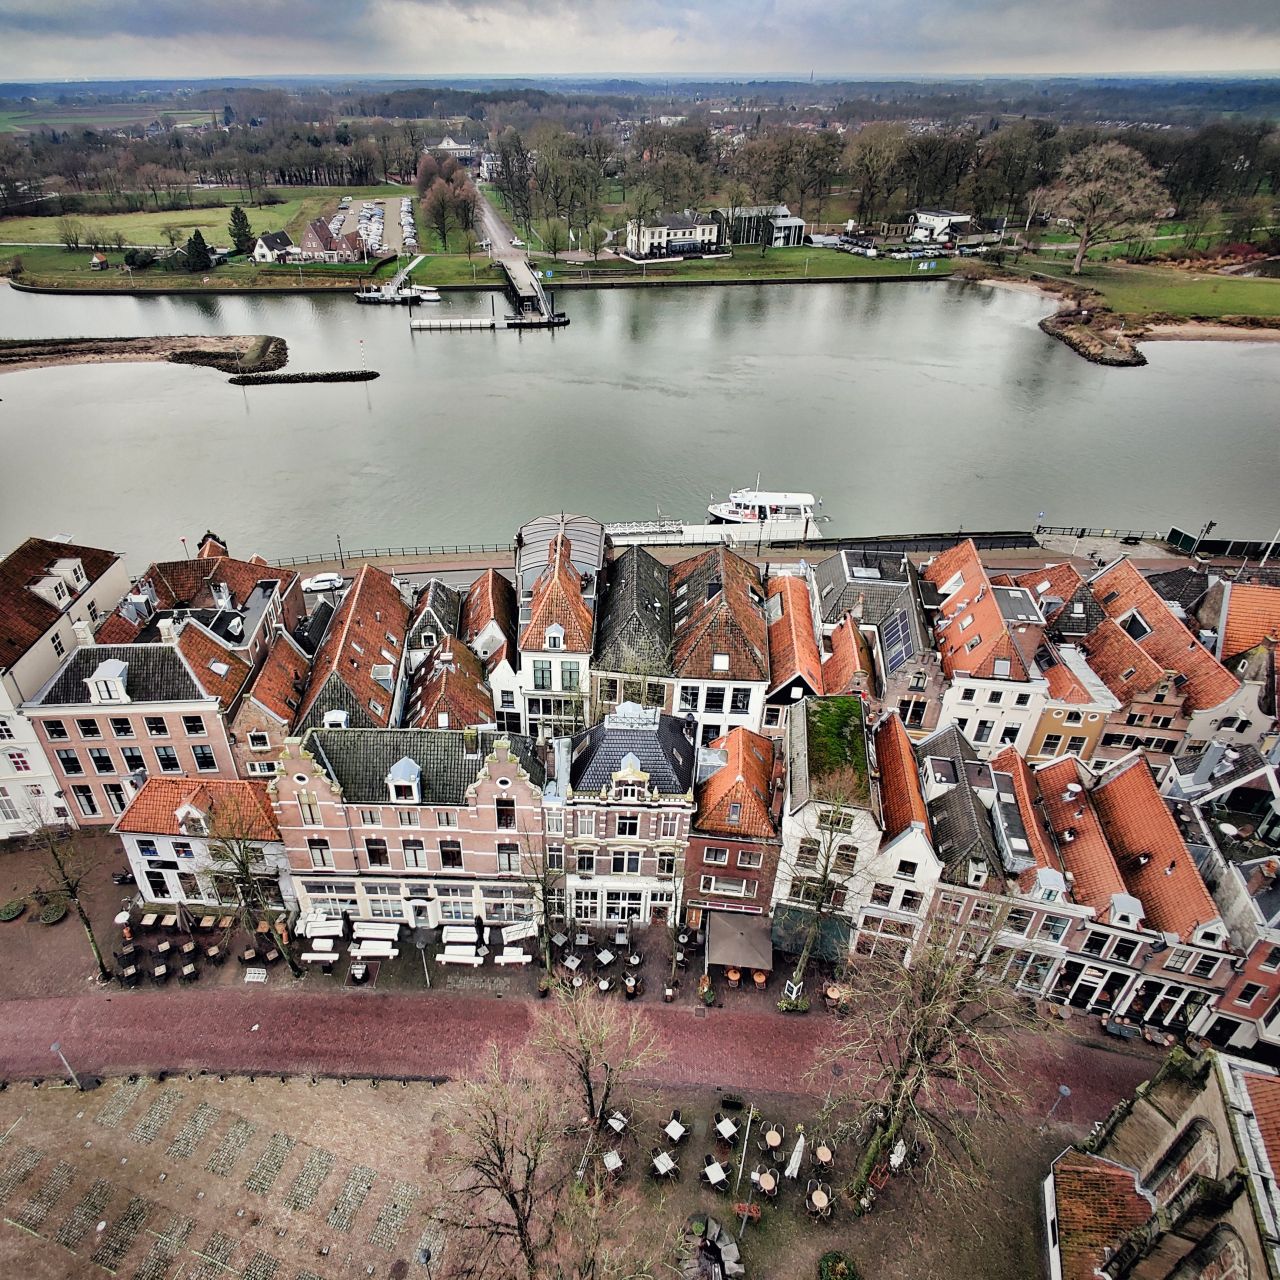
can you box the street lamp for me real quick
[335,533,346,570]
[51,1041,82,1091]
[1043,1083,1071,1126]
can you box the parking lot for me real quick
[327,195,419,256]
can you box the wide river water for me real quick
[0,279,1276,566]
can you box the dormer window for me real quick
[545,623,564,651]
[727,802,742,826]
[967,859,988,889]
[86,658,129,706]
[1119,610,1152,642]
[385,756,421,805]
[712,653,730,672]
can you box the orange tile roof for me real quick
[1042,651,1092,704]
[1037,756,1129,919]
[670,546,769,682]
[695,727,777,838]
[874,713,931,842]
[519,535,594,653]
[142,555,296,613]
[1092,755,1220,940]
[1079,619,1166,703]
[1051,1150,1153,1280]
[114,777,278,841]
[823,615,874,694]
[94,612,145,643]
[989,747,1059,890]
[1016,562,1087,621]
[460,569,517,670]
[295,564,409,729]
[243,630,310,724]
[0,537,121,665]
[405,641,494,730]
[1090,560,1238,711]
[923,540,1031,681]
[176,623,252,711]
[1244,1072,1280,1179]
[1221,583,1280,661]
[767,577,822,696]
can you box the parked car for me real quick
[302,573,346,593]
[511,237,524,248]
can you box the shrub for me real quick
[0,899,25,922]
[819,1252,861,1280]
[8,255,23,279]
[777,995,810,1013]
[39,901,68,925]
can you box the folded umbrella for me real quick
[785,1132,805,1179]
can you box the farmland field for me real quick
[0,106,213,133]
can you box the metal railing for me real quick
[1035,524,1162,541]
[270,542,510,568]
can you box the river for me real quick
[1,279,1276,565]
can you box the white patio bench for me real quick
[301,952,337,966]
[436,950,483,967]
[494,948,532,966]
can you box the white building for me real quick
[0,537,130,837]
[113,776,294,910]
[625,212,718,257]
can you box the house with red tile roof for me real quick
[227,630,312,780]
[687,726,782,923]
[670,546,770,747]
[460,568,520,734]
[921,540,1048,759]
[821,614,875,704]
[1087,558,1261,765]
[1201,581,1280,665]
[112,776,291,910]
[763,575,823,735]
[1045,1052,1280,1280]
[516,533,595,739]
[293,565,411,734]
[0,536,130,837]
[404,640,494,731]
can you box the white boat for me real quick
[708,486,822,524]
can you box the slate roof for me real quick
[0,537,121,668]
[257,231,292,252]
[1145,566,1211,613]
[404,641,494,730]
[1092,754,1220,940]
[114,777,278,841]
[916,721,978,767]
[294,565,409,733]
[306,728,544,805]
[1088,559,1238,712]
[874,713,931,842]
[593,546,673,675]
[695,727,777,838]
[241,630,311,725]
[767,576,823,697]
[569,707,695,795]
[811,549,908,625]
[670,546,769,682]
[1049,1149,1153,1280]
[33,644,209,707]
[293,599,334,656]
[927,780,998,877]
[1220,583,1280,661]
[520,535,595,653]
[408,580,462,652]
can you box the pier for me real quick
[408,265,570,333]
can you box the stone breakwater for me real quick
[0,334,287,375]
[227,369,378,386]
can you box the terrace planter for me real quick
[0,900,25,923]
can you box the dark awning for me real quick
[706,912,774,972]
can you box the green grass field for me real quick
[0,184,413,248]
[1015,258,1280,317]
[0,107,213,133]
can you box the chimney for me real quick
[157,617,178,645]
[72,619,95,647]
[1246,861,1280,897]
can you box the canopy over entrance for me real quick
[706,912,774,972]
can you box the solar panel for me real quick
[883,608,914,674]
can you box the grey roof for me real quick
[409,580,462,651]
[593,546,673,675]
[927,781,998,877]
[1168,741,1271,799]
[659,211,712,231]
[294,671,379,734]
[293,600,334,656]
[1145,568,1211,613]
[915,722,979,768]
[257,231,292,251]
[34,644,207,707]
[812,550,908,625]
[569,707,695,795]
[306,727,545,805]
[1047,584,1105,642]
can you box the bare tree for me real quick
[56,216,84,250]
[541,218,567,259]
[24,819,110,981]
[532,987,666,1127]
[206,789,300,976]
[160,222,185,249]
[517,824,566,971]
[809,912,1039,1208]
[586,221,609,260]
[845,122,906,224]
[1053,141,1166,274]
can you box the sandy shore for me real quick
[1137,322,1280,343]
[0,334,279,374]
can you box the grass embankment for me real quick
[1009,257,1280,318]
[0,244,400,292]
[0,184,412,248]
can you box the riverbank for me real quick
[0,333,287,374]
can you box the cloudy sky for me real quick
[0,0,1277,80]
